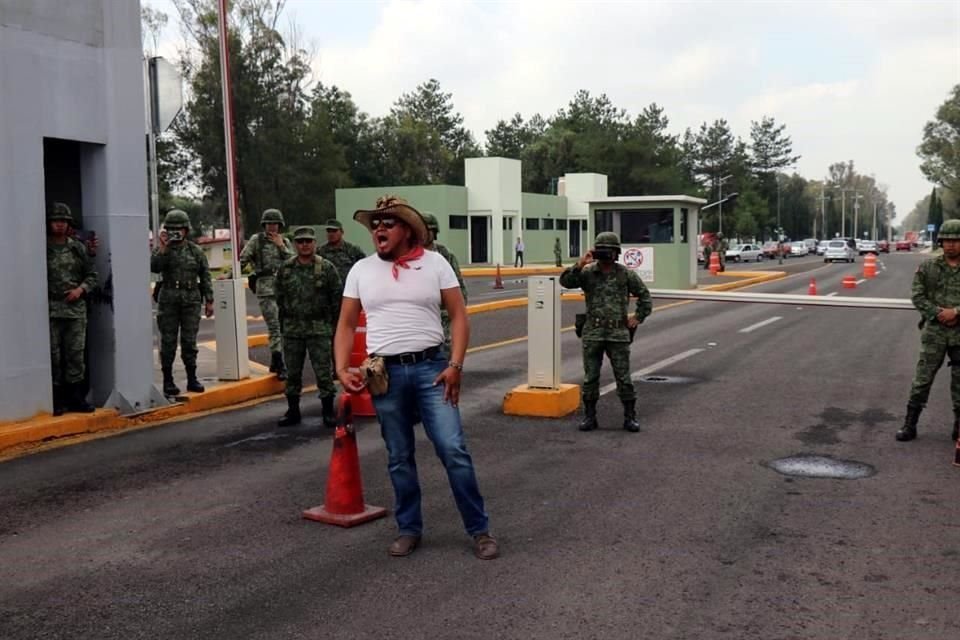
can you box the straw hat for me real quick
[353,195,429,246]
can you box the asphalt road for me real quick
[9,251,959,639]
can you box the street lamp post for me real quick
[718,174,733,235]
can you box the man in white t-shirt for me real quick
[334,195,498,561]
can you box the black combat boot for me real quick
[321,395,337,428]
[622,400,640,432]
[162,367,180,396]
[66,383,95,413]
[278,395,301,427]
[895,404,922,442]
[186,367,205,393]
[52,385,65,417]
[271,352,287,381]
[578,400,598,432]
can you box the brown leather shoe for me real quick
[388,535,421,557]
[473,533,499,560]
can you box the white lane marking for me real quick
[599,348,704,397]
[855,278,866,285]
[826,292,838,297]
[738,316,783,333]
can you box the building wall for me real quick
[519,193,569,263]
[0,0,153,420]
[334,185,469,260]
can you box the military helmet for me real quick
[421,212,439,232]
[48,202,73,222]
[260,208,285,227]
[938,219,960,241]
[594,232,621,251]
[162,209,191,229]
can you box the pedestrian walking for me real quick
[150,209,213,396]
[335,195,497,560]
[422,212,467,347]
[560,232,652,432]
[897,218,960,442]
[514,236,524,268]
[237,208,294,380]
[46,203,97,415]
[274,227,342,428]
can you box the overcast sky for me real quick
[150,0,960,220]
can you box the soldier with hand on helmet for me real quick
[898,218,960,443]
[151,209,213,397]
[560,232,652,432]
[46,203,98,415]
[235,208,294,380]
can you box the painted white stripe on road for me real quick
[855,278,866,285]
[599,348,704,397]
[738,316,783,333]
[826,292,838,297]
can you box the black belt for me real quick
[167,281,196,289]
[378,346,442,365]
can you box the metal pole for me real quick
[145,57,161,239]
[718,179,723,235]
[777,176,783,264]
[873,202,878,241]
[841,191,846,237]
[217,0,242,278]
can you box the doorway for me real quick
[470,216,489,264]
[569,219,581,257]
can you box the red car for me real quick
[895,240,911,251]
[877,240,890,253]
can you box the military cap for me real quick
[938,219,960,241]
[324,218,343,231]
[293,226,316,241]
[48,202,73,222]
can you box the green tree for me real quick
[929,187,944,243]
[750,116,800,222]
[918,84,960,192]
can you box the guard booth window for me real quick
[620,208,674,244]
[595,210,613,233]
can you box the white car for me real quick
[725,243,763,262]
[824,239,856,263]
[789,241,809,256]
[859,240,878,255]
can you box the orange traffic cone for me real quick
[709,252,720,275]
[303,396,388,527]
[842,275,857,289]
[493,264,504,289]
[808,278,817,295]
[351,388,376,417]
[863,253,877,279]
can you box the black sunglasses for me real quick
[294,238,314,244]
[370,217,399,230]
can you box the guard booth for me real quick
[587,196,706,290]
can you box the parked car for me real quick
[824,239,856,263]
[895,239,912,251]
[725,243,763,262]
[803,238,818,252]
[816,242,828,255]
[761,241,788,259]
[859,240,879,255]
[789,241,809,257]
[877,240,890,253]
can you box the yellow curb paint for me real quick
[248,334,269,348]
[503,383,581,417]
[461,266,564,278]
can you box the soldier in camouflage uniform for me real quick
[897,218,960,442]
[46,203,98,415]
[554,237,563,267]
[275,227,343,427]
[317,219,366,292]
[151,210,214,396]
[422,213,467,347]
[238,208,294,380]
[560,232,652,432]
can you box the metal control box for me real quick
[527,276,561,389]
[213,278,250,380]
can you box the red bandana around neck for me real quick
[391,245,425,279]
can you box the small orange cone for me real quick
[493,264,504,289]
[709,252,720,275]
[351,388,376,417]
[808,277,817,296]
[303,396,388,527]
[842,275,857,289]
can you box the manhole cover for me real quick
[765,454,875,479]
[636,375,693,384]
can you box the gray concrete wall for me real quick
[0,0,154,420]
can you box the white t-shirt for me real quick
[343,250,460,355]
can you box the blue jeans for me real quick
[372,351,489,537]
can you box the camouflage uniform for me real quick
[554,238,562,267]
[151,210,213,395]
[47,203,98,413]
[239,209,294,372]
[276,227,343,427]
[422,213,467,347]
[317,223,366,294]
[560,232,652,432]
[898,222,960,442]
